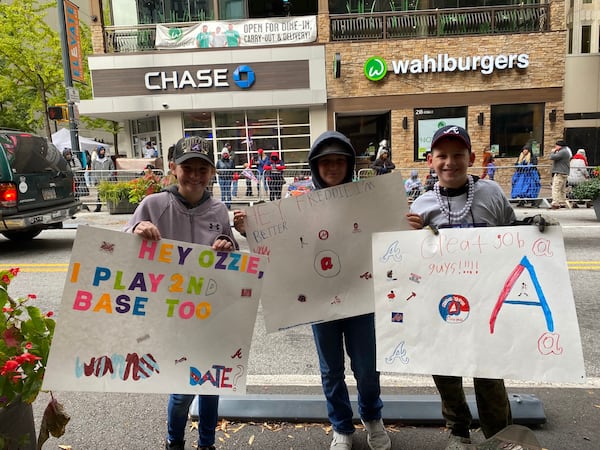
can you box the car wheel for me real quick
[1,229,43,241]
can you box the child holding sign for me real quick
[234,131,421,450]
[410,125,515,448]
[124,136,239,450]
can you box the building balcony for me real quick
[101,4,549,54]
[330,4,549,41]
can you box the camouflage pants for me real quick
[433,375,512,439]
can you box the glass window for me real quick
[183,111,212,129]
[131,117,160,158]
[490,103,544,158]
[581,25,591,54]
[413,107,468,160]
[184,108,311,167]
[279,108,309,125]
[215,111,246,127]
[219,0,245,20]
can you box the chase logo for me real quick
[168,28,183,42]
[232,65,255,89]
[364,56,387,81]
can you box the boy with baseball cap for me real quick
[410,125,515,448]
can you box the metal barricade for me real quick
[78,164,577,210]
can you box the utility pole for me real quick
[57,0,80,154]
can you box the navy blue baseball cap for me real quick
[431,125,472,152]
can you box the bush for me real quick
[97,171,164,205]
[571,177,600,201]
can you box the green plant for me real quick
[127,171,163,204]
[97,179,133,204]
[571,177,600,201]
[0,268,69,448]
[98,170,167,205]
[1,268,54,407]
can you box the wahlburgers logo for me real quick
[168,28,183,41]
[364,56,387,81]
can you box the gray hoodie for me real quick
[308,131,356,190]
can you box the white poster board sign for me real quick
[245,173,410,332]
[43,226,266,395]
[372,226,585,383]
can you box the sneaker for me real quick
[330,430,353,449]
[445,434,471,450]
[361,419,391,450]
[165,439,184,450]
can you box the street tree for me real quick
[0,1,66,138]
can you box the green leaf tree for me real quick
[0,1,66,138]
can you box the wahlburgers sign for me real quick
[364,53,529,80]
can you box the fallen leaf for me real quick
[248,434,255,445]
[37,397,71,450]
[230,423,246,433]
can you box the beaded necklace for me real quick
[434,175,474,222]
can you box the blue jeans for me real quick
[312,313,383,434]
[218,178,232,208]
[258,171,268,196]
[167,394,219,447]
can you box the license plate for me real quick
[42,188,57,200]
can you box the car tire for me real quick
[1,228,43,241]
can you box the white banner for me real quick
[156,16,317,49]
[245,173,410,332]
[43,226,266,395]
[372,226,585,383]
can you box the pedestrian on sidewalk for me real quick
[549,140,572,209]
[91,146,115,212]
[410,125,514,449]
[123,136,240,450]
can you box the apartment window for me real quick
[490,104,544,158]
[184,108,311,167]
[581,25,591,53]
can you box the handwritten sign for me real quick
[43,226,266,395]
[245,173,410,332]
[372,226,585,383]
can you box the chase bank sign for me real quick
[144,65,256,90]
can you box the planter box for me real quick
[107,199,137,215]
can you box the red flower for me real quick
[0,359,20,375]
[16,352,41,364]
[28,293,37,299]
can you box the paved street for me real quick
[3,204,599,449]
